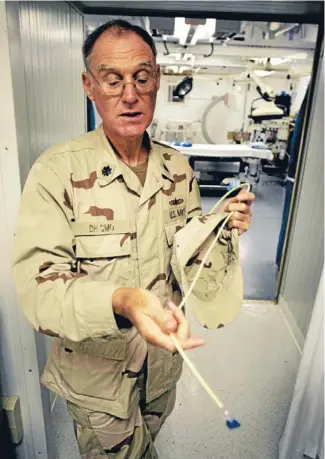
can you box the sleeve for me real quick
[12,160,120,342]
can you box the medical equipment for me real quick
[170,182,251,430]
[248,71,290,122]
[249,118,292,177]
[173,76,193,100]
[168,142,273,189]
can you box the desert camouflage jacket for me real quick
[12,124,205,417]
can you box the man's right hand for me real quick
[112,288,205,353]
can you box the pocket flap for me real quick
[75,233,131,258]
[165,223,185,247]
[62,337,126,361]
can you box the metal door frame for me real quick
[71,0,324,302]
[70,1,323,24]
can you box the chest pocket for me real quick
[72,220,132,284]
[165,221,186,247]
[75,233,131,258]
[163,197,188,248]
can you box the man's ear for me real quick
[82,72,94,101]
[155,64,161,91]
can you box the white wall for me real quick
[279,48,324,345]
[153,74,309,144]
[1,1,85,458]
[1,3,48,458]
[17,1,85,186]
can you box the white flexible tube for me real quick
[170,182,251,413]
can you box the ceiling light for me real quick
[254,70,275,77]
[169,53,182,61]
[271,58,289,66]
[174,18,191,46]
[191,19,216,45]
[183,53,194,61]
[179,66,192,73]
[287,52,308,60]
[269,22,281,32]
[252,58,289,66]
[166,66,179,74]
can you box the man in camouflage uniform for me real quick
[13,20,254,458]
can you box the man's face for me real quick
[83,30,160,140]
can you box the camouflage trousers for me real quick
[67,365,176,458]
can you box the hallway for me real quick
[201,174,286,301]
[52,302,301,459]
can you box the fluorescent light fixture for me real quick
[270,58,289,66]
[254,70,275,77]
[269,22,281,32]
[179,66,192,73]
[166,66,179,73]
[252,58,289,66]
[274,23,299,37]
[174,18,191,46]
[287,52,308,60]
[168,53,182,61]
[191,19,216,45]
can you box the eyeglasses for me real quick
[89,69,157,96]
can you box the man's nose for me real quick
[121,82,138,104]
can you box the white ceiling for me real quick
[85,15,317,79]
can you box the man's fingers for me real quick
[150,305,178,334]
[180,337,206,350]
[139,318,176,352]
[226,190,254,203]
[236,190,255,204]
[167,302,190,341]
[168,302,206,348]
[227,202,252,214]
[163,314,178,334]
[228,210,252,222]
[228,219,250,234]
[139,316,206,353]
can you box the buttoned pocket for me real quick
[75,233,131,259]
[72,219,132,284]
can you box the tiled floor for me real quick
[52,303,300,459]
[201,174,286,300]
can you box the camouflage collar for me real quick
[95,124,174,187]
[95,124,133,187]
[151,140,175,183]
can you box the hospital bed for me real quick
[166,142,273,192]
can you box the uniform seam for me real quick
[37,147,96,166]
[36,161,75,224]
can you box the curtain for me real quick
[279,267,324,459]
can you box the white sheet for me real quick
[166,143,273,160]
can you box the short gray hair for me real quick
[82,19,157,71]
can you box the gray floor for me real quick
[52,303,300,459]
[51,175,290,458]
[201,174,285,300]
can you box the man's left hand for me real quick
[221,189,255,234]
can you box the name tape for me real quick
[72,220,130,236]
